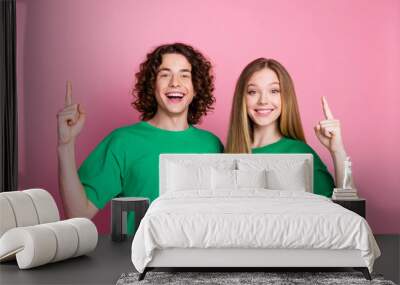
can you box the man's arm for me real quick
[58,142,98,218]
[57,81,98,218]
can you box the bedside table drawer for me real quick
[332,199,366,218]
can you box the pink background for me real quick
[16,0,400,234]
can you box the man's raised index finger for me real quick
[65,80,72,106]
[322,96,334,119]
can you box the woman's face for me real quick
[245,68,282,128]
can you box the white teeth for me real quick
[166,92,184,98]
[256,109,273,114]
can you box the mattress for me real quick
[131,190,380,273]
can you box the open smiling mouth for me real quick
[165,92,185,103]
[255,108,274,116]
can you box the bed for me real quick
[131,154,380,280]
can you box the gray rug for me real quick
[116,271,396,285]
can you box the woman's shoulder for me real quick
[280,137,316,153]
[282,137,328,168]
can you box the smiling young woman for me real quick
[226,58,355,198]
[226,59,305,154]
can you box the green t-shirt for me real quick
[78,121,223,233]
[252,137,335,197]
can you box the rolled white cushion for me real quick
[0,191,39,227]
[0,218,98,269]
[64,218,98,257]
[0,189,60,239]
[0,196,17,237]
[0,226,57,269]
[23,189,59,223]
[42,221,79,262]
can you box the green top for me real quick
[78,121,223,233]
[252,137,335,197]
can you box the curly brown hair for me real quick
[132,43,215,125]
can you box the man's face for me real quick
[154,53,195,118]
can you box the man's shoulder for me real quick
[191,126,221,141]
[105,123,222,146]
[110,122,143,135]
[102,122,145,144]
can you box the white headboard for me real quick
[159,154,313,195]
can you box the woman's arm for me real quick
[330,149,356,189]
[314,97,356,189]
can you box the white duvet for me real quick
[131,190,380,273]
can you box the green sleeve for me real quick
[78,133,123,209]
[312,151,335,198]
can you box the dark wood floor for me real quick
[0,234,398,284]
[373,234,400,284]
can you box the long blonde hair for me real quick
[225,58,305,153]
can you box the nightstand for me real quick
[332,198,366,218]
[111,197,149,242]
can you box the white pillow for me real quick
[266,164,307,191]
[238,159,309,192]
[237,169,267,189]
[167,162,211,191]
[211,168,236,190]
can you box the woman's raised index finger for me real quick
[65,80,72,106]
[322,96,334,119]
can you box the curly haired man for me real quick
[57,43,223,232]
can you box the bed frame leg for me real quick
[138,268,148,281]
[354,267,371,280]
